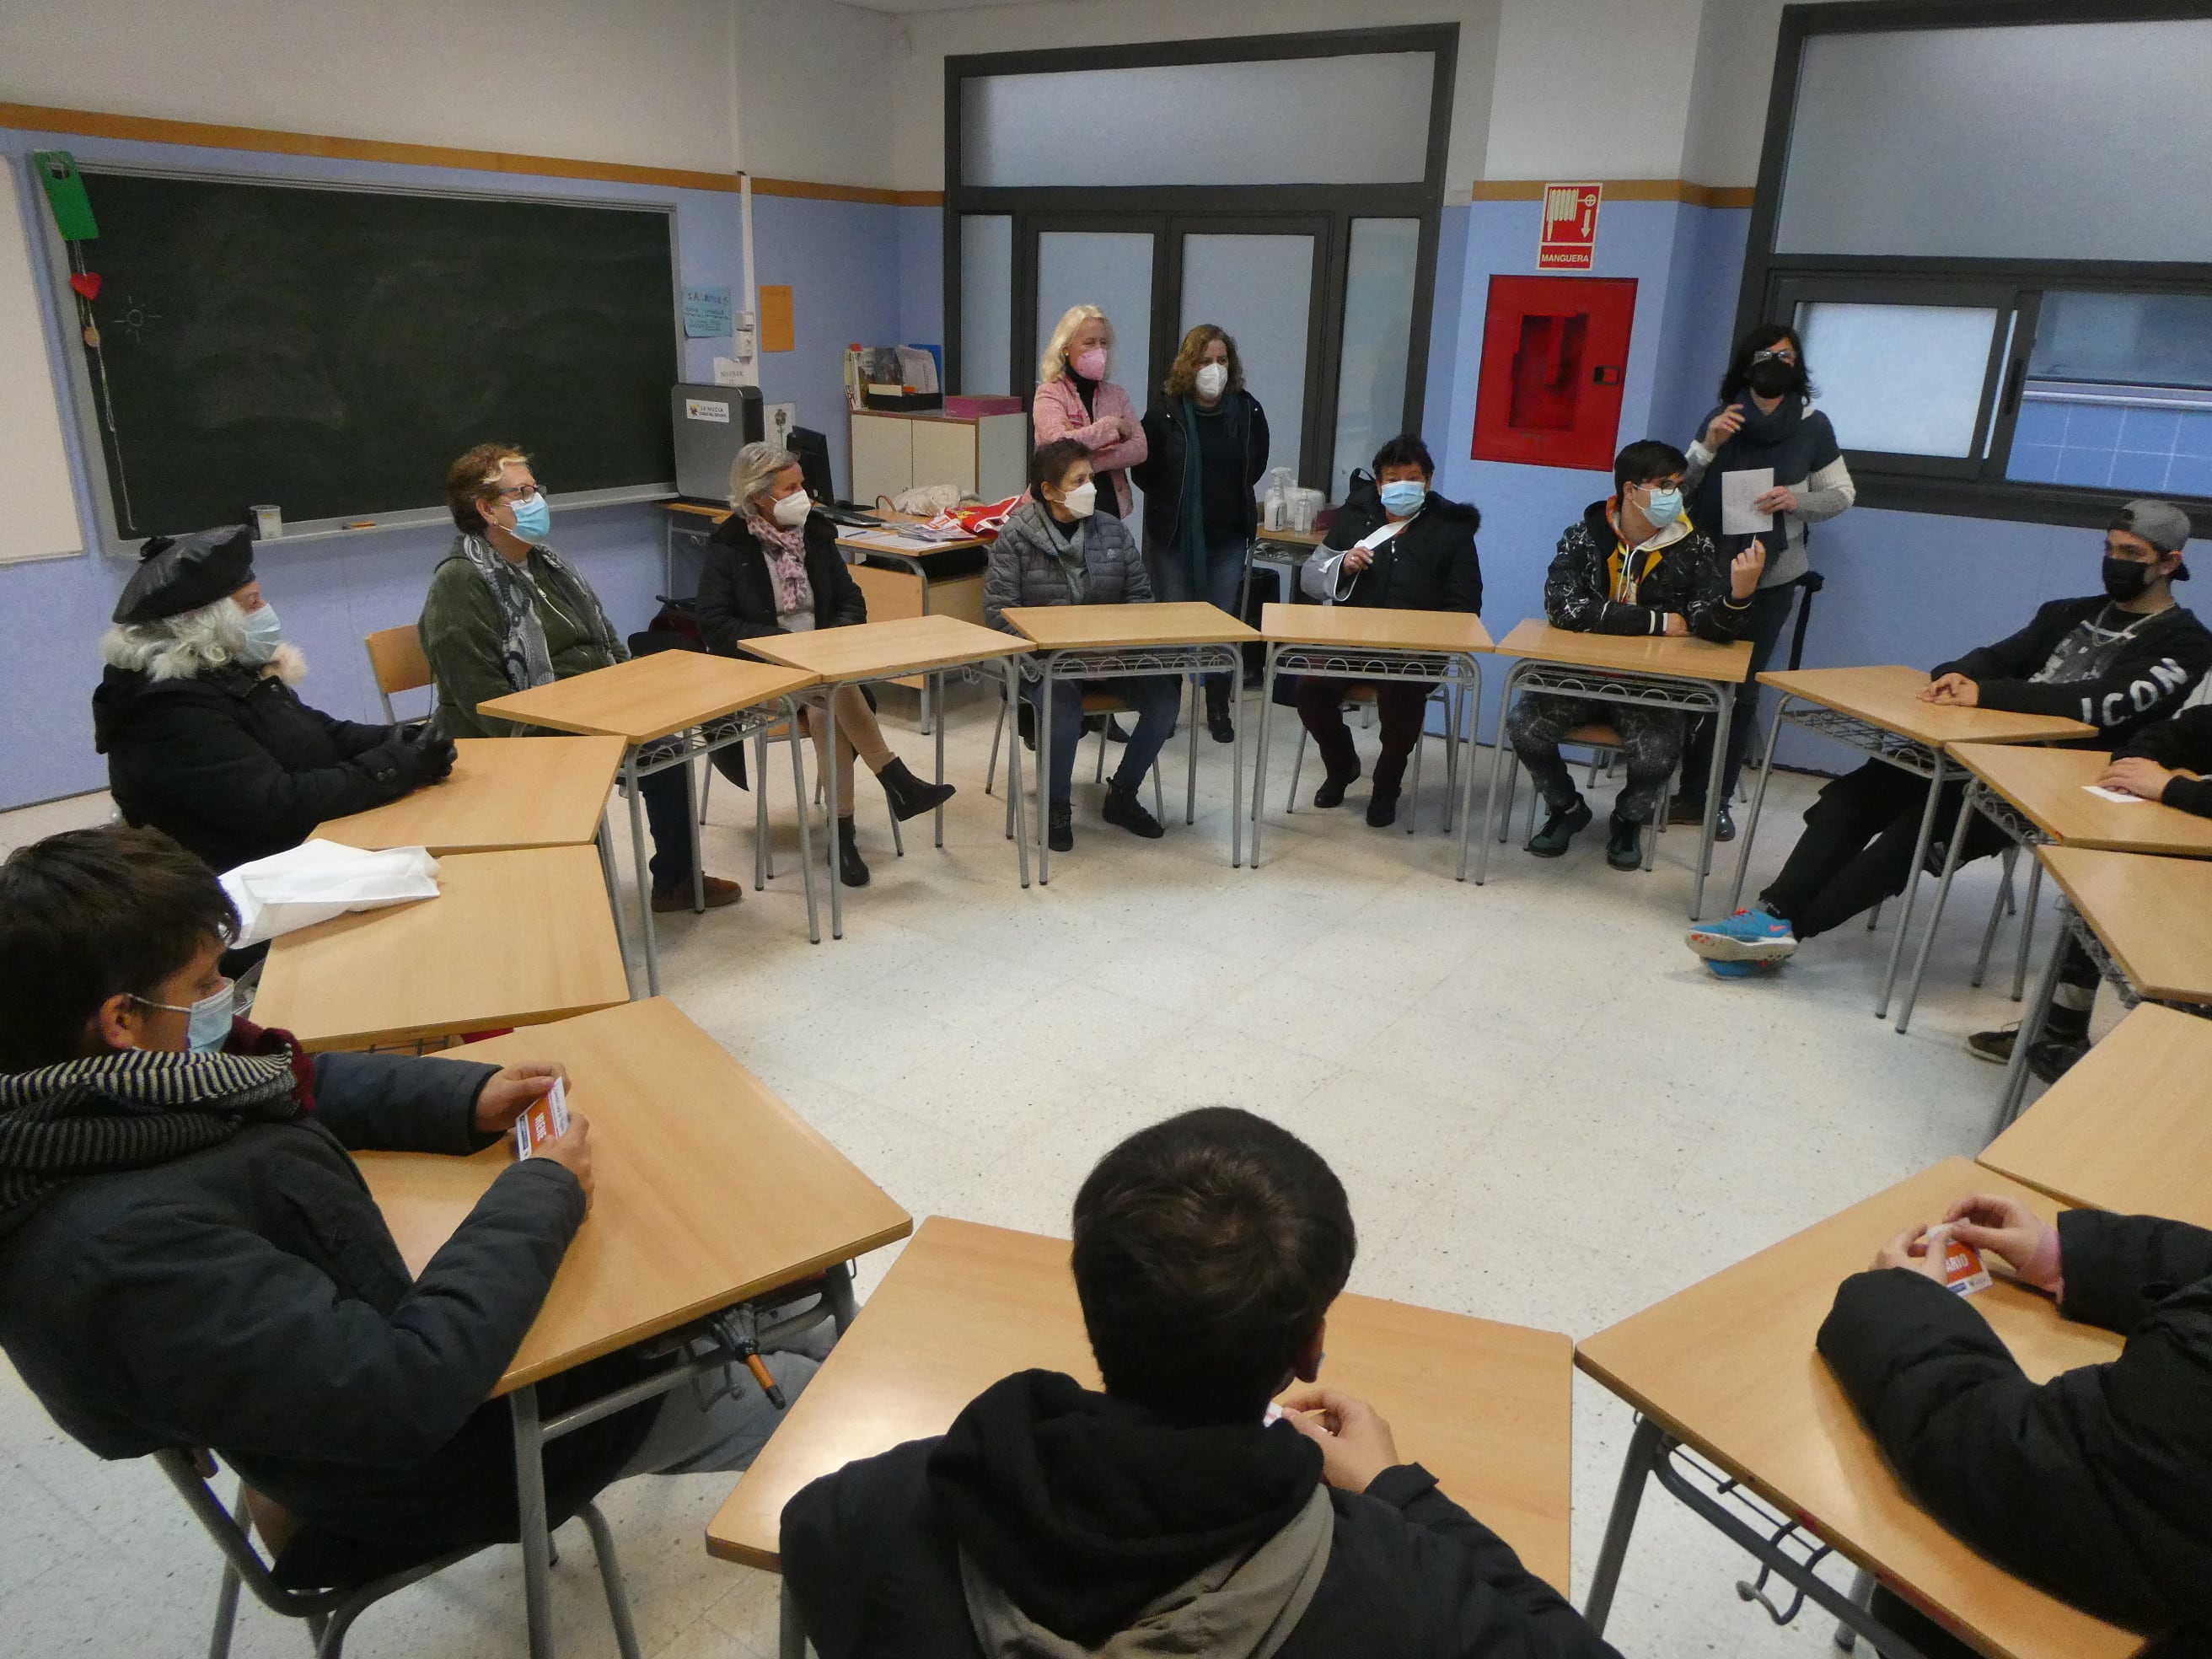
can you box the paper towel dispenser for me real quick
[672,384,765,502]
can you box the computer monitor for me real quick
[789,427,838,507]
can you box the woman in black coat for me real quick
[694,443,953,887]
[92,527,453,878]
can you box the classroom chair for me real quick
[362,626,434,723]
[725,712,906,891]
[153,1447,642,1659]
[1863,840,2039,1001]
[983,685,1168,837]
[1280,684,1464,836]
[1490,721,1668,872]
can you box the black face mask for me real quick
[2102,555,2159,602]
[1746,358,1801,400]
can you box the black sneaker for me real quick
[1017,699,1037,753]
[1048,802,1073,852]
[2028,1037,2091,1083]
[1314,767,1361,809]
[1105,717,1131,743]
[1606,815,1645,871]
[1668,797,1737,841]
[1966,1024,2018,1065]
[1526,797,1592,856]
[1366,792,1399,829]
[1208,708,1235,744]
[1101,786,1165,839]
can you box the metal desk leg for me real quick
[1474,663,1527,886]
[685,738,706,914]
[1229,654,1245,868]
[1456,666,1485,881]
[1895,783,1982,1034]
[595,813,637,998]
[1993,915,2070,1139]
[663,517,674,599]
[933,671,947,851]
[754,731,770,891]
[1874,754,1949,1021]
[1003,658,1031,889]
[1036,659,1055,885]
[779,1578,806,1659]
[1250,647,1278,868]
[786,700,820,945]
[1691,692,1732,919]
[625,752,661,996]
[1727,693,1791,915]
[511,1386,555,1659]
[1185,672,1200,825]
[824,694,843,941]
[1584,1415,1666,1634]
[2012,857,2044,1002]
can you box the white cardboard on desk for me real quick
[1721,468,1776,536]
[220,839,441,946]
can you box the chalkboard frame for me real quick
[40,162,685,554]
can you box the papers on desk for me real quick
[842,527,964,553]
[2083,784,2149,804]
[1721,468,1775,536]
[222,839,441,946]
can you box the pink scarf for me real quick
[747,508,811,615]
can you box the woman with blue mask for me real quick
[1292,434,1484,827]
[94,525,454,905]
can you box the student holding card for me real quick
[1817,1194,2212,1656]
[1673,325,1855,840]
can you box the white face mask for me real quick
[1195,362,1229,400]
[770,489,812,529]
[1061,481,1098,518]
[236,601,283,666]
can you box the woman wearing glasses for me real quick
[419,443,744,912]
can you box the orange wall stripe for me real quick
[1472,178,1754,208]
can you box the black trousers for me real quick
[1295,678,1430,798]
[1761,761,2004,941]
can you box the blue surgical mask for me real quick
[507,492,551,540]
[1379,480,1428,516]
[1640,486,1683,528]
[136,978,236,1054]
[237,602,283,666]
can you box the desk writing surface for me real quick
[1259,601,1494,655]
[362,998,912,1393]
[476,652,819,746]
[1981,1004,2212,1229]
[666,502,729,523]
[1949,743,2212,856]
[251,845,629,1052]
[1254,525,1326,546]
[1495,619,1753,685]
[740,613,1031,682]
[706,1217,1575,1593]
[1757,666,2097,749]
[2037,845,2212,1005]
[313,736,625,853]
[1576,1159,2134,1659]
[1002,600,1261,652]
[837,528,988,558]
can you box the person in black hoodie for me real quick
[0,826,825,1591]
[1507,440,1762,870]
[1817,1189,2212,1656]
[694,442,955,887]
[1294,434,1484,828]
[1689,499,2212,980]
[780,1107,1618,1659]
[93,526,454,878]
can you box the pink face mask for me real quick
[1072,347,1109,380]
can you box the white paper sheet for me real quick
[220,840,441,946]
[2082,784,2150,804]
[1721,468,1776,536]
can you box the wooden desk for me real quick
[1250,602,1494,874]
[1980,1002,2212,1228]
[366,996,912,1658]
[739,616,1034,938]
[832,521,991,711]
[2037,845,2212,1006]
[252,845,629,1051]
[1001,602,1262,880]
[1578,1158,2137,1659]
[313,736,625,854]
[478,652,824,991]
[1478,620,1753,915]
[1947,743,2212,857]
[1729,668,2097,1025]
[706,1216,1574,1597]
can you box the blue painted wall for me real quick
[0,127,903,808]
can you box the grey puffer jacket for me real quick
[985,498,1151,633]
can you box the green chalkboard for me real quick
[75,169,679,536]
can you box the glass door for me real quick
[1172,220,1326,486]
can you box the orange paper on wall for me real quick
[760,285,795,352]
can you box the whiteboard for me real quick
[0,163,82,564]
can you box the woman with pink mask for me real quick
[1032,304,1147,519]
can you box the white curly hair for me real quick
[100,596,305,685]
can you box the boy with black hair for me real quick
[0,825,820,1582]
[781,1107,1618,1658]
[1506,439,1763,869]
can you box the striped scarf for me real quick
[0,1048,303,1221]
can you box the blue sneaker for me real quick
[1705,959,1767,979]
[1687,907,1797,964]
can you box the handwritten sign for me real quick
[683,285,733,339]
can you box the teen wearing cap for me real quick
[1690,501,2212,984]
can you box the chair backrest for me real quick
[362,627,435,723]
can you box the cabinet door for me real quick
[850,415,913,504]
[910,421,980,496]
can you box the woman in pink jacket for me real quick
[1034,303,1148,518]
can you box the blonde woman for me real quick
[695,442,955,887]
[1133,324,1272,741]
[1033,304,1147,518]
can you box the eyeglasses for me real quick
[1752,347,1797,364]
[495,482,543,503]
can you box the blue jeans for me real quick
[638,765,696,889]
[1681,579,1801,805]
[1026,673,1181,808]
[1152,537,1248,706]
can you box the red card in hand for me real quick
[512,1077,570,1159]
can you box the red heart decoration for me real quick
[70,271,102,301]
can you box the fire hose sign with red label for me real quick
[1538,183,1602,269]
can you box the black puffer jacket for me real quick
[1316,476,1484,615]
[92,661,424,873]
[695,509,867,656]
[782,1368,1619,1659]
[0,1047,654,1583]
[1542,500,1748,643]
[1817,1211,2212,1641]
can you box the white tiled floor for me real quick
[1,684,2091,1658]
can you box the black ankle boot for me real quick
[877,756,956,821]
[835,816,870,887]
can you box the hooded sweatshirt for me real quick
[781,1368,1621,1659]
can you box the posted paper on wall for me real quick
[683,286,733,338]
[1721,468,1776,536]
